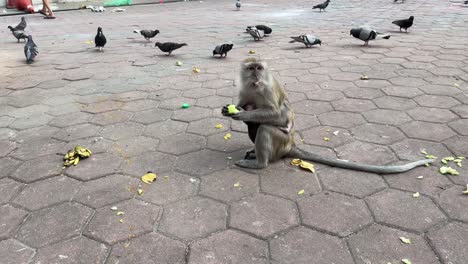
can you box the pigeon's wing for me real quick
[140,30,151,38]
[359,27,374,41]
[392,19,404,26]
[16,18,26,31]
[214,45,222,54]
[304,35,317,45]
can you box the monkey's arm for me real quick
[232,106,289,127]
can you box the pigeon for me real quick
[11,17,27,31]
[350,26,390,46]
[246,28,265,41]
[393,0,405,2]
[24,35,38,64]
[155,42,187,55]
[95,27,107,51]
[392,16,414,32]
[290,35,322,47]
[133,29,160,41]
[246,25,272,35]
[236,0,241,10]
[7,26,27,42]
[213,44,234,57]
[312,0,330,11]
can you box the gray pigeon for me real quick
[12,17,27,31]
[133,29,160,41]
[155,42,187,55]
[236,0,241,10]
[7,26,27,42]
[350,26,390,46]
[290,35,322,47]
[24,35,38,64]
[213,44,234,57]
[246,28,265,41]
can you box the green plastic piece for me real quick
[182,103,190,109]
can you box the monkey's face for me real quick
[242,61,267,86]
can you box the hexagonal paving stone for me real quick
[108,232,186,264]
[189,229,269,264]
[0,141,17,157]
[449,119,468,136]
[176,149,230,176]
[120,152,176,176]
[131,108,172,124]
[452,104,468,118]
[158,133,206,155]
[159,97,196,110]
[11,139,66,161]
[196,95,232,109]
[63,137,113,155]
[298,192,373,236]
[74,174,137,208]
[437,185,468,222]
[351,123,405,145]
[173,107,213,123]
[49,112,92,128]
[159,197,227,241]
[382,86,424,98]
[407,107,457,123]
[137,172,199,205]
[183,88,216,98]
[0,239,35,264]
[111,136,159,157]
[0,157,22,179]
[401,121,456,141]
[343,87,384,99]
[363,109,412,125]
[144,120,188,138]
[54,124,101,141]
[66,153,123,181]
[11,154,63,183]
[335,141,397,165]
[366,189,446,232]
[85,199,161,245]
[90,110,133,126]
[82,100,124,113]
[305,90,344,102]
[301,126,353,148]
[207,131,251,153]
[374,96,417,110]
[427,222,468,264]
[414,95,460,108]
[0,204,28,239]
[443,135,468,156]
[122,99,158,112]
[348,224,439,264]
[319,167,386,198]
[384,166,452,198]
[229,194,299,239]
[260,166,321,200]
[187,117,231,136]
[332,98,376,113]
[12,176,81,211]
[17,203,93,248]
[291,100,333,115]
[318,111,366,129]
[33,236,109,264]
[200,169,259,203]
[100,122,145,141]
[294,113,320,131]
[395,140,449,164]
[0,178,24,204]
[270,226,354,264]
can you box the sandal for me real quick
[38,10,48,16]
[43,16,56,19]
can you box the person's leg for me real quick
[42,0,55,17]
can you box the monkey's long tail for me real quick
[288,147,434,174]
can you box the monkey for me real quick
[222,58,434,174]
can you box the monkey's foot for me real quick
[235,159,266,169]
[244,150,256,160]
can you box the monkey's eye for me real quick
[256,65,264,71]
[247,66,255,71]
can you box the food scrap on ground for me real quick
[439,166,460,176]
[412,192,420,198]
[215,124,223,129]
[63,145,92,168]
[399,237,411,244]
[290,159,316,173]
[182,103,190,109]
[141,172,157,184]
[224,133,232,140]
[463,184,468,195]
[297,189,305,195]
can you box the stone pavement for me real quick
[1,0,468,263]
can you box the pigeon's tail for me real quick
[312,5,319,9]
[376,34,391,40]
[289,37,301,43]
[133,29,141,34]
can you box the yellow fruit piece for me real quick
[110,206,118,211]
[420,150,428,155]
[85,40,94,44]
[193,67,200,73]
[233,182,241,188]
[164,176,169,179]
[117,211,125,216]
[124,242,130,248]
[299,161,316,173]
[176,61,183,66]
[325,128,331,132]
[463,184,468,195]
[297,189,305,195]
[215,124,223,129]
[417,176,424,179]
[323,137,330,141]
[227,104,240,114]
[73,157,80,166]
[425,154,437,159]
[412,192,420,198]
[249,50,255,54]
[401,259,411,264]
[137,189,144,195]
[360,75,369,80]
[224,133,232,140]
[454,83,459,87]
[399,237,411,244]
[141,172,157,184]
[439,166,459,175]
[119,219,124,223]
[290,159,302,166]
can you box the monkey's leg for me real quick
[236,125,273,169]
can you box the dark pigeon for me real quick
[236,0,241,10]
[24,35,38,64]
[95,27,107,51]
[246,25,272,35]
[313,0,330,11]
[8,26,27,42]
[392,16,414,32]
[155,42,187,55]
[350,26,390,46]
[213,44,234,57]
[290,35,322,47]
[133,29,160,41]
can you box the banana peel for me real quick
[141,172,157,184]
[290,159,316,173]
[63,145,93,167]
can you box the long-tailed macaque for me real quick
[222,58,434,174]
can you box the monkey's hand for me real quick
[222,105,241,117]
